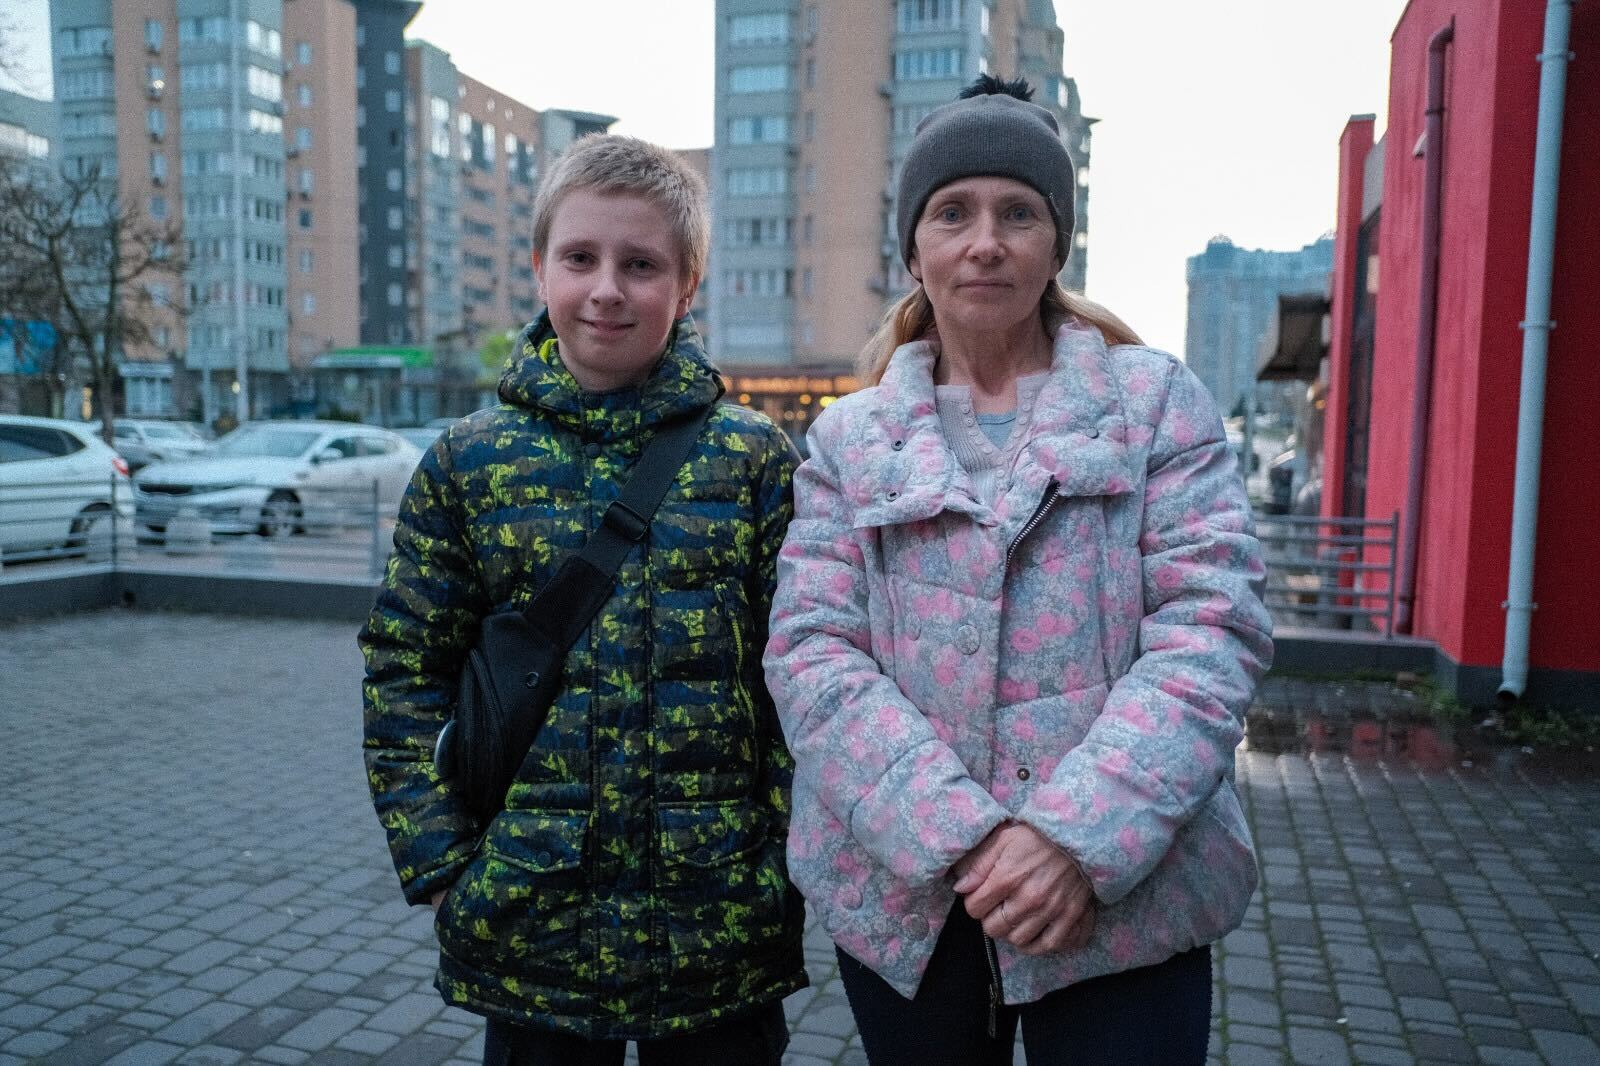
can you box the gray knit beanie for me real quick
[896,82,1076,270]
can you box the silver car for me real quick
[134,421,422,537]
[104,418,212,471]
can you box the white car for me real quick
[103,418,213,471]
[0,415,134,560]
[133,421,423,537]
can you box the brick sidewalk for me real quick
[2,611,1597,1065]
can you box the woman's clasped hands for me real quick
[951,822,1096,956]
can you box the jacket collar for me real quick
[496,310,723,441]
[850,319,1134,531]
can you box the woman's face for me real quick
[908,176,1057,339]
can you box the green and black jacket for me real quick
[360,313,806,1039]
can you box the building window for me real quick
[149,153,167,181]
[386,168,403,192]
[384,51,401,76]
[804,215,814,244]
[148,195,167,220]
[60,70,115,100]
[388,245,404,268]
[429,97,452,158]
[805,58,815,89]
[145,20,163,51]
[57,26,112,56]
[298,168,313,193]
[387,206,403,231]
[245,21,282,58]
[728,13,788,45]
[296,127,312,151]
[729,64,788,94]
[299,249,314,273]
[298,84,312,108]
[805,164,816,193]
[299,208,313,229]
[894,48,965,80]
[728,115,788,145]
[247,66,283,103]
[302,292,316,315]
[147,65,165,94]
[179,18,227,44]
[297,41,312,66]
[385,89,401,113]
[726,167,788,197]
[802,267,814,297]
[147,109,166,138]
[804,111,815,142]
[897,0,966,32]
[387,283,403,307]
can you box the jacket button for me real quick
[1083,427,1100,439]
[584,442,601,457]
[535,850,553,867]
[1017,767,1031,781]
[902,914,930,940]
[956,625,980,654]
[692,847,712,864]
[886,490,900,501]
[905,618,921,640]
[839,886,863,910]
[891,439,905,450]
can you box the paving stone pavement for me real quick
[2,610,1598,1065]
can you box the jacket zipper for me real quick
[1005,478,1061,565]
[983,479,1059,1035]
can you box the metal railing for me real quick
[0,476,395,582]
[1253,511,1399,634]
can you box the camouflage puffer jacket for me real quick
[360,313,806,1040]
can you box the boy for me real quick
[360,135,805,1065]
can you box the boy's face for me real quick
[533,188,698,393]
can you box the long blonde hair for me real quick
[856,281,1143,386]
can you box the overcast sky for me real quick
[5,0,1410,356]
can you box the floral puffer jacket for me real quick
[764,320,1273,1003]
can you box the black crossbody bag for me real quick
[433,403,715,823]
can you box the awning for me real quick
[1257,292,1330,382]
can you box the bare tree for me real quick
[0,162,186,441]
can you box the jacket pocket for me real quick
[656,799,787,982]
[435,808,589,982]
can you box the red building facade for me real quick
[1322,0,1600,704]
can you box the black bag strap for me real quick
[519,402,716,643]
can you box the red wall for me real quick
[1321,117,1375,522]
[1355,0,1600,672]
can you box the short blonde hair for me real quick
[531,134,709,284]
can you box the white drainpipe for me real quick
[1499,0,1574,702]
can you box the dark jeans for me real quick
[837,904,1213,1066]
[481,1001,788,1066]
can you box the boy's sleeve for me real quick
[359,438,487,905]
[749,424,800,840]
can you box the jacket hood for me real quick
[497,311,723,440]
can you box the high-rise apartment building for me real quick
[49,0,359,422]
[350,0,419,348]
[711,0,1093,398]
[1184,234,1335,418]
[0,88,56,166]
[403,39,615,359]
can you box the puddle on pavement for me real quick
[1245,680,1600,779]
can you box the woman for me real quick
[763,76,1272,1065]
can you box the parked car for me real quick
[98,418,213,471]
[133,421,423,537]
[395,425,444,450]
[0,415,134,559]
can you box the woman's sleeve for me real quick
[1015,359,1273,905]
[359,438,487,905]
[764,412,1008,888]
